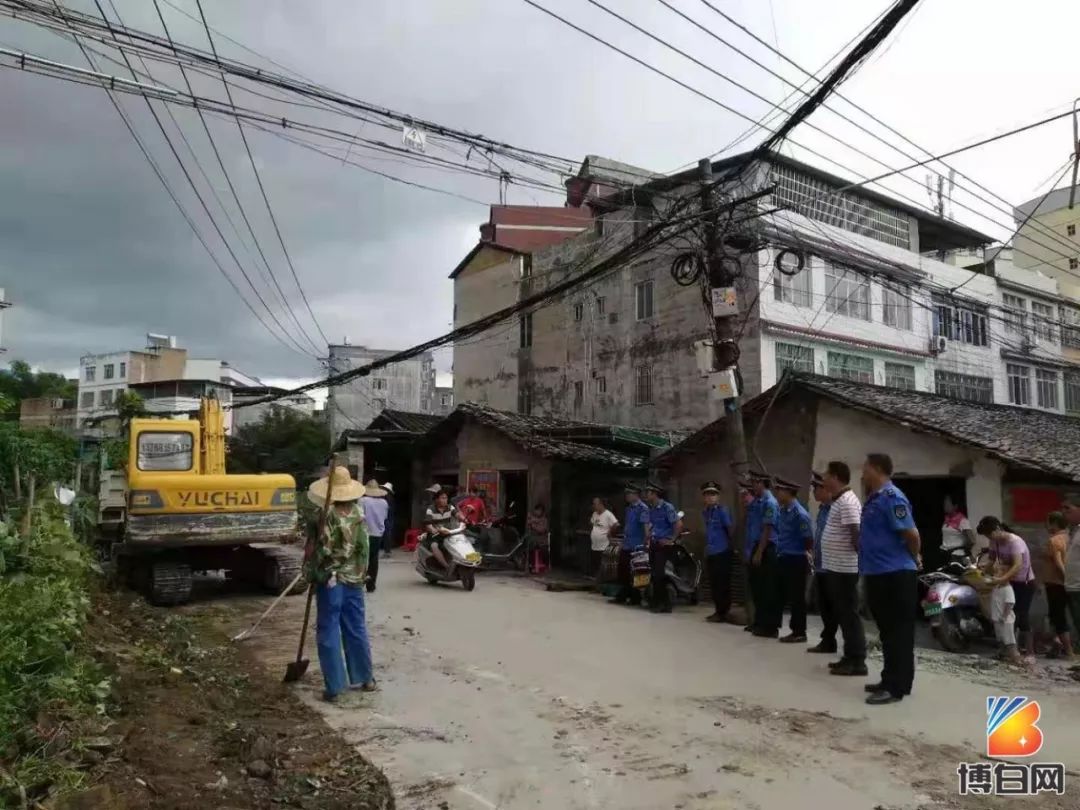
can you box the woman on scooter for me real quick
[977,516,1036,659]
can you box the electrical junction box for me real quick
[708,368,740,400]
[693,340,715,376]
[710,287,738,317]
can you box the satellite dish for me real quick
[54,485,76,506]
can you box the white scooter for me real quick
[920,558,993,652]
[415,525,481,591]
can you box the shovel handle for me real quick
[294,458,337,665]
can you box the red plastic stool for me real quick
[403,529,421,552]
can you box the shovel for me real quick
[284,459,336,683]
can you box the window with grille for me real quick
[519,313,533,348]
[1002,293,1027,336]
[775,342,814,375]
[934,371,993,404]
[1065,371,1080,415]
[635,281,654,320]
[1063,306,1080,348]
[596,296,606,316]
[769,163,910,248]
[372,397,386,411]
[1031,301,1056,342]
[1068,224,1076,237]
[634,366,653,405]
[1071,258,1079,270]
[1036,368,1058,410]
[932,296,989,347]
[119,361,126,378]
[881,283,912,330]
[596,375,607,394]
[373,378,387,391]
[824,263,870,320]
[772,262,812,308]
[104,364,115,380]
[884,362,916,390]
[574,302,584,322]
[85,365,96,382]
[80,392,94,408]
[1007,364,1030,406]
[827,351,873,383]
[518,388,533,415]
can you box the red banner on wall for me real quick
[1010,487,1063,523]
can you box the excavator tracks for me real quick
[148,561,193,606]
[252,544,307,593]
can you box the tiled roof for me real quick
[440,403,684,469]
[657,373,1080,482]
[366,409,442,434]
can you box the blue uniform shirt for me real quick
[623,501,649,550]
[744,490,779,559]
[703,504,733,555]
[859,482,917,575]
[647,499,679,541]
[776,499,813,558]
[813,502,832,572]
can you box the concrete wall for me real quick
[452,250,521,412]
[327,345,435,440]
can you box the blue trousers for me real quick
[315,582,373,698]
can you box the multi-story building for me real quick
[326,343,436,441]
[453,150,1013,430]
[231,385,317,430]
[77,334,188,428]
[432,385,454,415]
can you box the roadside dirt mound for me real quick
[54,591,394,810]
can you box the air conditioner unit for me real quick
[930,335,948,355]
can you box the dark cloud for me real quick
[3,0,1077,380]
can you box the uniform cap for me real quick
[700,480,721,494]
[748,470,773,485]
[624,482,643,494]
[810,471,825,488]
[643,481,664,494]
[773,476,800,493]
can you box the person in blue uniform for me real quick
[745,471,780,637]
[701,480,734,623]
[859,453,921,705]
[612,484,649,606]
[773,477,814,644]
[643,483,683,614]
[808,471,838,655]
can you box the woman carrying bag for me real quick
[305,464,377,702]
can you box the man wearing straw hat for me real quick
[305,465,376,701]
[361,480,389,593]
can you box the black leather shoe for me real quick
[866,690,903,705]
[807,642,838,654]
[830,660,869,676]
[743,624,756,633]
[780,633,808,644]
[752,628,779,638]
[864,682,885,693]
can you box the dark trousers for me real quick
[815,571,838,647]
[777,554,809,635]
[827,571,866,662]
[1046,583,1070,635]
[366,535,382,592]
[865,570,917,698]
[649,543,675,609]
[615,548,641,604]
[747,545,779,631]
[589,549,604,578]
[706,550,734,618]
[1067,591,1080,637]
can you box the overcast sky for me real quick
[3,0,1079,391]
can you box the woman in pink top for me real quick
[977,516,1036,657]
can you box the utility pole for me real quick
[699,158,750,502]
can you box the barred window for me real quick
[634,366,653,405]
[934,371,993,404]
[881,284,912,330]
[932,296,989,347]
[1031,301,1056,342]
[1062,306,1080,348]
[1065,371,1080,415]
[825,263,870,321]
[827,351,873,383]
[773,262,812,308]
[635,281,654,321]
[775,342,814,374]
[1007,364,1030,406]
[1036,368,1058,410]
[769,163,910,248]
[884,362,916,390]
[1002,293,1027,336]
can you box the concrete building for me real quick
[19,396,76,434]
[77,334,188,428]
[231,385,317,430]
[451,204,593,410]
[326,343,437,442]
[453,150,1005,430]
[1013,185,1080,284]
[433,386,454,415]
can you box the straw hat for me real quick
[364,479,388,498]
[308,466,364,505]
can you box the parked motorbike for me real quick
[628,523,701,608]
[415,525,481,591]
[477,507,531,571]
[920,558,993,652]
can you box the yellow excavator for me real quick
[111,398,303,605]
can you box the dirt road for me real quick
[212,561,1080,809]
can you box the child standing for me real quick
[990,559,1022,665]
